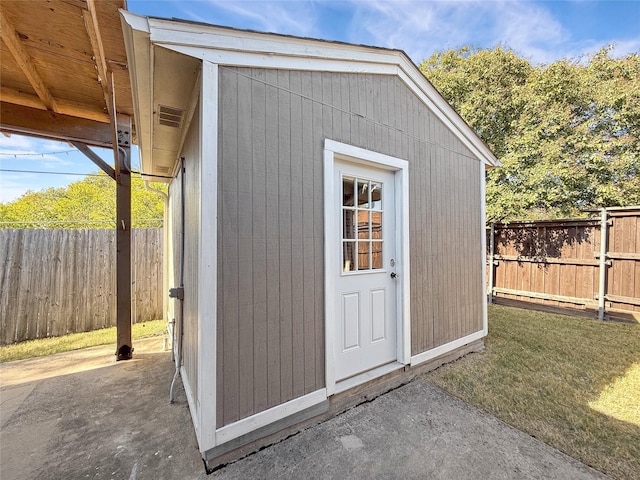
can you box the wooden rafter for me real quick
[83,0,112,118]
[1,101,113,147]
[0,87,110,123]
[0,13,58,112]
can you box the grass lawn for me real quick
[426,305,640,480]
[0,319,166,363]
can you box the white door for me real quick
[334,160,397,381]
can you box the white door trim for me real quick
[324,139,410,396]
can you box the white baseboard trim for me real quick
[215,388,327,445]
[410,330,485,367]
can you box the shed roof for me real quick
[121,11,499,178]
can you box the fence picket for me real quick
[0,228,163,344]
[487,208,640,322]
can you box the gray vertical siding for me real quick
[217,67,484,427]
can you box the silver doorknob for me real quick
[390,272,397,279]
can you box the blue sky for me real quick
[1,0,639,203]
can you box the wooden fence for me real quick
[486,207,640,322]
[0,228,163,344]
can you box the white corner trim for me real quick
[480,162,488,336]
[410,330,486,367]
[323,147,337,396]
[215,389,327,445]
[197,61,219,453]
[180,364,200,434]
[324,139,411,397]
[398,165,411,364]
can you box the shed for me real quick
[121,11,499,468]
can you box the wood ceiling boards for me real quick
[0,0,133,147]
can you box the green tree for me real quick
[421,46,640,221]
[0,174,166,228]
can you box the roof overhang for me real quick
[1,0,134,148]
[120,11,500,180]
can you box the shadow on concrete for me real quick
[1,338,611,480]
[0,338,207,480]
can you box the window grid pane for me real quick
[341,174,384,272]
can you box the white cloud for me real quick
[345,0,640,65]
[137,0,640,65]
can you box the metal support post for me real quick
[116,117,133,360]
[488,223,496,304]
[597,208,609,321]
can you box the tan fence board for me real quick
[0,228,163,344]
[488,210,640,322]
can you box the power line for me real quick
[221,66,481,162]
[0,168,152,178]
[0,168,174,179]
[0,150,76,157]
[0,168,106,177]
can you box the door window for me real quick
[342,176,384,273]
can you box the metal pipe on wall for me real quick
[169,157,186,403]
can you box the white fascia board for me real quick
[120,10,150,33]
[144,17,499,167]
[131,14,498,168]
[410,329,486,367]
[148,18,402,66]
[156,44,399,76]
[396,64,500,167]
[119,10,153,173]
[215,389,327,445]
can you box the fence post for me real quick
[488,223,495,304]
[597,208,609,321]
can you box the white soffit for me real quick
[121,11,202,179]
[121,11,499,167]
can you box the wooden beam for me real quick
[115,115,133,360]
[1,87,110,123]
[111,73,120,182]
[60,0,88,9]
[0,101,112,148]
[0,13,58,112]
[70,141,116,180]
[83,1,112,118]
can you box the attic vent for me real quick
[158,105,184,128]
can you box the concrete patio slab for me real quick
[0,339,609,480]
